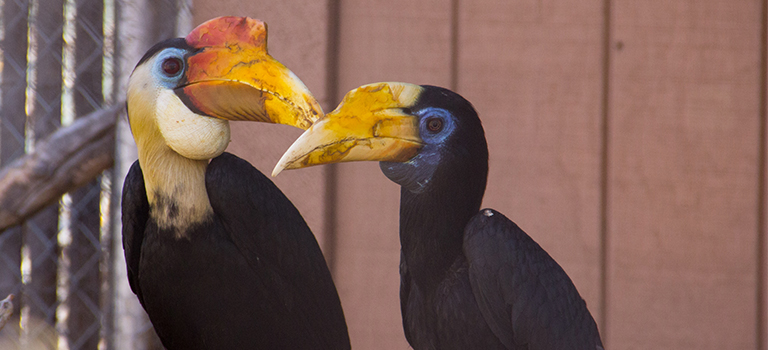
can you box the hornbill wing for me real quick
[398,250,415,345]
[121,160,150,305]
[463,209,603,350]
[205,152,350,349]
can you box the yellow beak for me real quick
[180,16,321,130]
[272,82,425,176]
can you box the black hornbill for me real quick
[274,82,604,349]
[122,16,349,349]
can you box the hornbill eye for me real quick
[426,117,443,133]
[161,57,183,77]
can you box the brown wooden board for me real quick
[332,0,453,348]
[608,1,761,348]
[457,0,605,329]
[763,2,768,349]
[0,1,28,347]
[69,2,105,349]
[26,0,64,331]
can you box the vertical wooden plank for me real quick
[26,0,64,335]
[192,0,333,255]
[761,1,767,349]
[761,2,768,349]
[758,0,767,348]
[457,0,605,328]
[608,1,761,348]
[69,1,103,349]
[333,1,451,348]
[0,2,28,347]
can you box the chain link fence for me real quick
[0,0,190,348]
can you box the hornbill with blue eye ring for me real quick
[122,16,349,349]
[274,82,604,350]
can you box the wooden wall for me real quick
[191,1,766,349]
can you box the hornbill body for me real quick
[275,83,603,350]
[123,17,349,349]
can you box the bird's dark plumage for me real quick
[122,153,349,349]
[465,210,603,349]
[387,86,603,350]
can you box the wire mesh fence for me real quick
[0,0,190,348]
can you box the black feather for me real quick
[121,161,149,304]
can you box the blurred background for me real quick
[0,0,763,349]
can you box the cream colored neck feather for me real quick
[128,62,231,236]
[140,145,213,233]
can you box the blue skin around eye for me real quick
[152,47,188,88]
[381,107,456,194]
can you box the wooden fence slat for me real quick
[763,0,768,342]
[762,2,768,348]
[332,1,452,348]
[608,1,762,348]
[26,0,64,334]
[68,0,104,349]
[0,3,29,347]
[456,0,606,330]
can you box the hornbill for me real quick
[274,83,604,350]
[122,16,349,349]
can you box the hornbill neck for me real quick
[137,135,213,236]
[398,163,486,293]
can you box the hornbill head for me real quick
[273,82,487,194]
[128,16,321,161]
[127,16,322,229]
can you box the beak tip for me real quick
[271,160,289,177]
